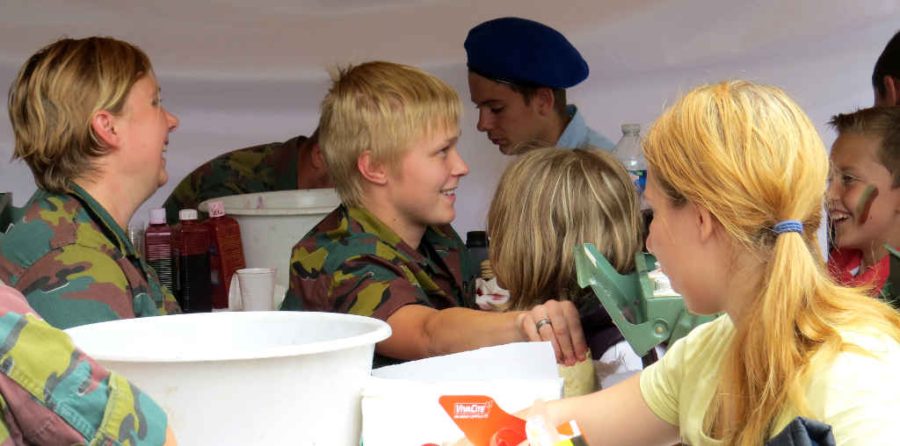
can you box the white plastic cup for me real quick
[232,267,276,311]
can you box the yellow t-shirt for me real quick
[640,315,900,445]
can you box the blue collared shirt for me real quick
[557,105,615,151]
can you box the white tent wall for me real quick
[1,1,899,251]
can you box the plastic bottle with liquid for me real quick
[144,208,174,294]
[613,123,647,201]
[203,200,246,310]
[173,209,212,312]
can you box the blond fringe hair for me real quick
[487,148,642,310]
[8,37,151,193]
[643,80,900,445]
[318,61,461,206]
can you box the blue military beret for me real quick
[464,17,589,89]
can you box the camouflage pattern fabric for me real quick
[162,136,304,222]
[0,184,180,329]
[282,205,476,366]
[0,284,168,445]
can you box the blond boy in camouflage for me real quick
[282,61,587,367]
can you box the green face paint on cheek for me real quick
[855,184,879,224]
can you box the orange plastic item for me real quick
[438,395,526,446]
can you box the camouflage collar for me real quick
[345,205,457,265]
[67,183,137,257]
[346,205,420,260]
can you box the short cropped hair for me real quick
[8,37,152,192]
[509,84,568,118]
[872,30,900,97]
[318,61,461,206]
[488,148,642,310]
[829,106,900,187]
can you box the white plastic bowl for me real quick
[66,311,391,445]
[199,189,341,291]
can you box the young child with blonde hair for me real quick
[487,147,644,391]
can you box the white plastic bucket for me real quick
[199,189,341,291]
[66,311,391,445]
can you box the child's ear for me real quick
[358,150,388,185]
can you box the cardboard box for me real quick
[362,342,562,445]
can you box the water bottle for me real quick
[613,123,647,202]
[144,208,174,293]
[173,209,212,312]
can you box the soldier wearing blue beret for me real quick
[465,17,614,154]
[873,29,900,107]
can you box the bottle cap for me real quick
[149,208,166,225]
[208,200,226,218]
[621,123,641,134]
[179,209,199,221]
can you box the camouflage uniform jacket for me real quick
[0,283,168,445]
[0,184,180,329]
[162,136,304,222]
[282,205,475,366]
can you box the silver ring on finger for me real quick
[535,317,552,331]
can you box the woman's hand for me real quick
[518,300,587,366]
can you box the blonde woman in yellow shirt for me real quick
[531,81,900,445]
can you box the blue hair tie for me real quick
[773,220,803,235]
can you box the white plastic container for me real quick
[66,311,391,445]
[199,189,340,290]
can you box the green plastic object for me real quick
[574,243,716,357]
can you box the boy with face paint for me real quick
[826,107,900,305]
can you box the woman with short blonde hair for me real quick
[1,37,181,328]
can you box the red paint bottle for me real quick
[173,209,212,312]
[204,200,246,310]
